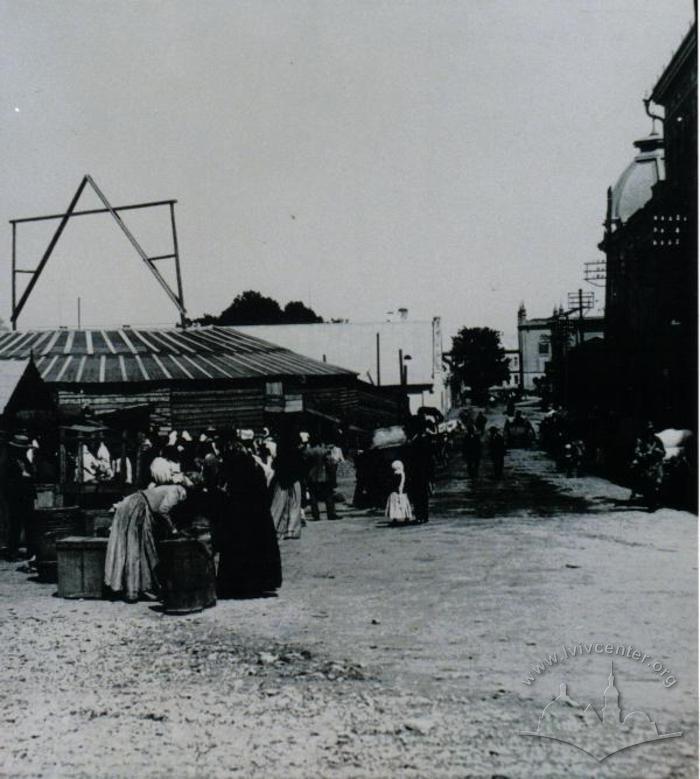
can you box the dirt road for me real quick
[0,443,697,778]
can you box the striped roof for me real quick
[0,326,355,384]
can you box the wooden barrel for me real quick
[158,538,216,614]
[32,507,83,583]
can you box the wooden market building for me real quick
[0,325,403,436]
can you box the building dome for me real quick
[609,132,665,226]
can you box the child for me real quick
[385,460,414,525]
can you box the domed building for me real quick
[600,130,670,403]
[607,132,665,228]
[599,29,696,443]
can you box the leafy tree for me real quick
[283,300,323,324]
[193,290,323,326]
[449,326,510,404]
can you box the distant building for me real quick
[600,22,697,428]
[504,350,520,388]
[499,335,521,389]
[517,303,605,391]
[237,317,447,413]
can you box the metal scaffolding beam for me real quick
[9,176,188,330]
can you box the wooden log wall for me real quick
[56,379,370,435]
[171,386,265,431]
[299,385,358,418]
[354,383,404,429]
[57,387,171,432]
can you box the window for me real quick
[538,336,550,355]
[265,381,283,396]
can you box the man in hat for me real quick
[5,434,36,560]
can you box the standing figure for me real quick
[629,422,666,512]
[104,482,188,602]
[4,435,36,560]
[406,422,434,524]
[504,410,536,449]
[305,438,337,520]
[487,426,506,480]
[216,444,282,597]
[385,460,413,525]
[562,439,585,477]
[475,411,487,435]
[462,425,483,480]
[271,433,305,540]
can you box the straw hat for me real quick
[9,434,30,449]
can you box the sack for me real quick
[372,426,407,450]
[385,491,414,521]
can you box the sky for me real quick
[0,0,694,344]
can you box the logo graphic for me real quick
[521,663,683,761]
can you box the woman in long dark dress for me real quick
[216,443,282,597]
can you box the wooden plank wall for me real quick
[299,385,357,417]
[57,387,171,432]
[56,380,372,435]
[354,384,404,429]
[171,386,265,431]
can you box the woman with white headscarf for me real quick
[104,478,192,602]
[385,460,414,525]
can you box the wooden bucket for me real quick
[158,538,216,614]
[32,507,83,583]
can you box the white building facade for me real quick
[237,317,447,413]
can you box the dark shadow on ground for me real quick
[433,452,596,518]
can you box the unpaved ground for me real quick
[0,441,697,778]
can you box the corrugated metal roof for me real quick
[0,326,355,385]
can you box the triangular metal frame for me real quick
[10,175,187,329]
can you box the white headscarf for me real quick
[150,456,174,485]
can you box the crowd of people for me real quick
[458,406,528,483]
[103,424,349,603]
[0,423,349,603]
[539,405,695,511]
[2,399,693,604]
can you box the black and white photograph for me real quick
[0,1,697,776]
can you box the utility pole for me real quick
[565,288,594,347]
[376,332,381,386]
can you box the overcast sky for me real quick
[0,0,694,343]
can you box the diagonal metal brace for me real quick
[12,176,89,327]
[10,175,187,328]
[84,175,186,318]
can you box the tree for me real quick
[283,300,323,324]
[449,326,510,404]
[192,290,324,326]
